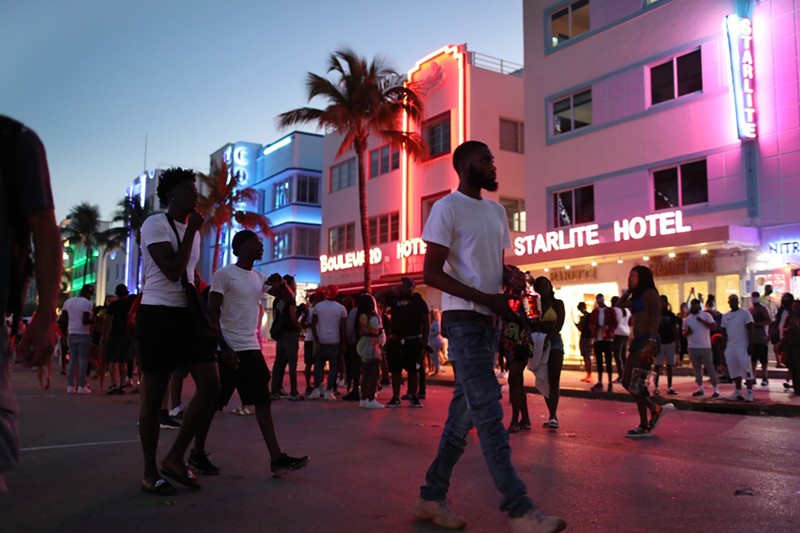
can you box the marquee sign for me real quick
[726,15,757,140]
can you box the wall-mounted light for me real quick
[591,261,598,267]
[565,265,571,270]
[668,252,676,259]
[700,248,708,255]
[643,255,650,261]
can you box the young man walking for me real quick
[413,141,565,532]
[61,284,95,394]
[208,230,309,477]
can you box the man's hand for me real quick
[221,346,239,370]
[18,313,57,368]
[186,210,204,233]
[484,293,513,317]
[503,265,526,293]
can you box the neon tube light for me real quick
[726,15,757,140]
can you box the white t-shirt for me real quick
[62,296,93,335]
[210,264,268,352]
[311,299,347,344]
[614,308,630,336]
[421,191,510,316]
[140,214,200,307]
[722,308,753,347]
[684,311,714,349]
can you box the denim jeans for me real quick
[0,325,20,481]
[420,319,533,518]
[67,334,92,388]
[314,343,340,391]
[272,331,300,395]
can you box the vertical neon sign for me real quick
[726,15,757,140]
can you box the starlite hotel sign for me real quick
[726,15,757,140]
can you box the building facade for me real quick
[521,0,800,358]
[318,44,525,306]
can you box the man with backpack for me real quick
[0,115,62,492]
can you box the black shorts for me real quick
[751,343,768,365]
[106,335,131,363]
[136,305,216,375]
[220,350,272,406]
[386,337,423,373]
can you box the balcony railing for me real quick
[467,51,523,77]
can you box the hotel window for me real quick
[295,227,320,257]
[553,185,594,228]
[272,178,292,210]
[330,158,356,192]
[368,212,400,245]
[272,230,291,261]
[369,145,400,178]
[553,89,592,136]
[499,119,524,153]
[296,175,320,204]
[421,191,450,229]
[425,113,451,158]
[500,197,526,233]
[551,0,590,47]
[653,160,708,210]
[650,49,703,105]
[328,222,355,254]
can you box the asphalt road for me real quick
[2,368,799,533]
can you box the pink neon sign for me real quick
[726,15,757,140]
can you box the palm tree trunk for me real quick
[213,223,222,274]
[355,138,371,292]
[83,244,91,290]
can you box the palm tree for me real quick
[197,160,271,273]
[277,48,426,291]
[62,202,102,291]
[101,195,154,287]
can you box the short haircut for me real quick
[231,229,258,256]
[751,292,760,299]
[156,167,196,206]
[452,140,488,173]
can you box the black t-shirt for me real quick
[386,294,428,337]
[658,310,678,344]
[107,296,135,337]
[577,313,591,339]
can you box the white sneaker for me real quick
[744,390,754,402]
[168,406,184,418]
[67,386,76,394]
[77,386,92,395]
[324,390,336,401]
[365,399,385,409]
[307,388,321,400]
[359,399,367,408]
[726,391,744,401]
[509,508,567,533]
[412,498,467,529]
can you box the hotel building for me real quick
[520,0,800,357]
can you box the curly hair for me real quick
[156,167,196,206]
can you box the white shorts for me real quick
[725,345,754,381]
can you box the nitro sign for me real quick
[726,15,757,140]
[514,210,691,256]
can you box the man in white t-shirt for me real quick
[682,299,719,397]
[308,285,348,400]
[208,230,309,478]
[60,284,94,394]
[413,141,565,532]
[721,294,755,402]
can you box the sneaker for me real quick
[410,396,423,408]
[270,393,281,401]
[783,382,793,390]
[726,391,744,401]
[365,399,385,409]
[387,397,401,407]
[159,415,181,429]
[359,399,367,408]
[509,508,567,533]
[667,388,678,395]
[324,390,336,401]
[168,406,185,418]
[412,497,467,530]
[711,391,720,398]
[288,393,304,401]
[188,450,220,475]
[279,389,291,399]
[761,380,769,387]
[307,388,321,400]
[744,390,754,402]
[590,383,603,392]
[401,393,410,400]
[67,386,76,394]
[418,392,426,400]
[106,384,119,395]
[691,390,704,397]
[270,453,310,478]
[625,426,652,439]
[77,386,92,395]
[653,388,660,395]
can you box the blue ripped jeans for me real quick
[420,319,534,518]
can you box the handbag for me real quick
[164,214,220,342]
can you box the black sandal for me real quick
[141,478,176,495]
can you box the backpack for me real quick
[0,116,33,337]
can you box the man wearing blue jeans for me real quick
[413,141,566,533]
[61,284,95,394]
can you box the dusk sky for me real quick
[2,0,523,222]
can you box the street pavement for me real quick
[2,361,799,533]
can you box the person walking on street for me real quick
[208,230,310,477]
[720,294,756,402]
[589,294,617,392]
[61,285,95,394]
[412,141,565,532]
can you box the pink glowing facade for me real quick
[519,0,800,357]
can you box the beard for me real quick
[466,165,498,192]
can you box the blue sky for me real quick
[1,0,523,221]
